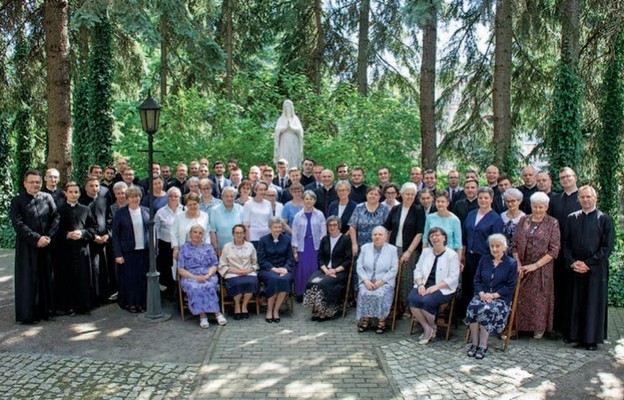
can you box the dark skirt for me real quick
[464,295,511,334]
[224,275,259,297]
[157,239,175,294]
[407,287,454,316]
[303,270,348,317]
[117,249,148,308]
[259,270,293,298]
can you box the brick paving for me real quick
[0,249,623,399]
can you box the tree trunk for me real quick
[43,0,73,182]
[561,0,579,68]
[492,0,512,168]
[547,0,581,181]
[160,13,169,102]
[222,0,234,99]
[357,0,369,96]
[312,0,324,94]
[420,2,437,170]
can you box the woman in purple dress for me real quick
[291,191,327,300]
[178,224,227,329]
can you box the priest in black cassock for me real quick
[10,170,59,324]
[561,186,614,350]
[80,176,115,304]
[550,167,581,330]
[57,182,98,316]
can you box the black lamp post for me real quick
[138,91,170,322]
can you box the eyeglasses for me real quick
[385,191,397,195]
[327,222,340,227]
[559,174,575,180]
[233,231,245,235]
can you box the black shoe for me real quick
[265,318,273,323]
[234,313,242,320]
[242,312,249,319]
[585,343,597,351]
[467,345,477,357]
[273,317,281,323]
[311,316,319,321]
[317,316,333,322]
[475,347,487,360]
[295,295,303,303]
[67,310,76,317]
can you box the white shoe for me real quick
[216,314,227,326]
[199,318,209,329]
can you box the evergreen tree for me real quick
[597,30,624,216]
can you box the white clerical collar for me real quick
[564,188,578,196]
[67,201,78,207]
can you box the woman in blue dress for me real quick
[178,224,227,329]
[464,234,517,359]
[257,217,295,323]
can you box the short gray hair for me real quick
[221,186,237,197]
[400,182,418,195]
[371,225,388,237]
[167,186,182,197]
[503,188,523,202]
[268,216,283,228]
[125,186,142,198]
[113,181,128,192]
[335,180,351,192]
[488,233,508,251]
[303,190,317,200]
[477,186,494,199]
[530,191,550,206]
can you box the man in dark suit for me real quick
[493,175,512,214]
[305,164,324,190]
[444,169,461,204]
[273,159,290,189]
[210,161,232,199]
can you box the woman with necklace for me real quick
[464,234,517,359]
[408,227,460,344]
[218,224,259,320]
[282,183,305,232]
[512,192,560,339]
[500,188,525,254]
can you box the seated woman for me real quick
[177,224,228,329]
[464,233,517,359]
[257,217,295,323]
[408,227,460,344]
[303,216,353,321]
[218,224,259,320]
[356,226,399,334]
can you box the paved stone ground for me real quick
[0,249,623,399]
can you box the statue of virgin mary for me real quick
[273,100,303,168]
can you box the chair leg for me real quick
[177,278,185,321]
[445,299,455,341]
[409,316,416,335]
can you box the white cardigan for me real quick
[413,247,460,295]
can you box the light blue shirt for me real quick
[209,203,243,250]
[423,212,463,251]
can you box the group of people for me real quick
[11,158,615,355]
